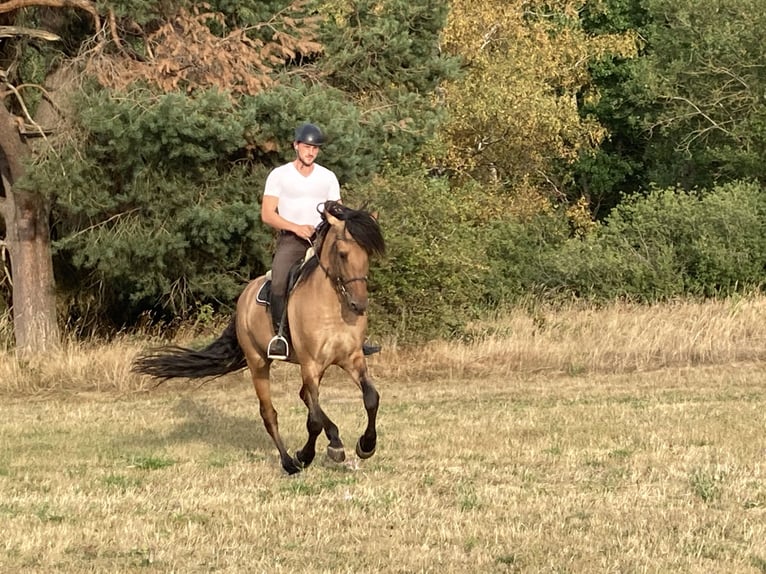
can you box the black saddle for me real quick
[256,255,314,332]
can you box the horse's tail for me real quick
[132,314,247,381]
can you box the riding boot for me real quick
[267,294,289,360]
[362,341,381,356]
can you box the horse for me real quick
[132,201,385,475]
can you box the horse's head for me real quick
[318,202,385,315]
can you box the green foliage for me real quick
[100,0,291,25]
[97,0,166,22]
[15,88,268,326]
[483,212,573,303]
[51,167,270,327]
[314,0,458,177]
[241,81,403,181]
[597,181,766,296]
[319,0,455,94]
[485,181,766,303]
[349,169,490,340]
[440,0,636,192]
[689,467,724,504]
[189,0,292,26]
[127,454,176,471]
[643,0,766,187]
[572,49,655,215]
[78,88,246,177]
[577,0,766,202]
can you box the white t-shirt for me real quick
[263,162,341,228]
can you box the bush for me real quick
[594,181,766,297]
[348,170,492,341]
[483,211,572,302]
[483,180,766,303]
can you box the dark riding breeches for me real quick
[271,232,310,298]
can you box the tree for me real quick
[0,0,323,352]
[438,0,635,211]
[572,0,653,216]
[0,5,92,355]
[577,0,766,201]
[643,0,766,189]
[1,0,458,347]
[0,101,59,356]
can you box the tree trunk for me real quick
[0,96,61,357]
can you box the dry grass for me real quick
[1,298,766,572]
[378,295,766,381]
[3,296,766,393]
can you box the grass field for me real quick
[1,299,766,572]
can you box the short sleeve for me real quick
[263,168,281,197]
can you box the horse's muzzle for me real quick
[337,276,369,315]
[347,298,368,315]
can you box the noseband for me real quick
[334,274,368,300]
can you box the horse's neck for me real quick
[295,268,362,329]
[306,249,337,296]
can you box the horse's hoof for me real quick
[355,437,376,459]
[327,445,346,463]
[283,456,303,475]
[295,448,315,468]
[292,455,309,470]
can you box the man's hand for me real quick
[292,224,315,240]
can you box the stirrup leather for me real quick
[267,335,290,360]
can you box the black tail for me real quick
[132,315,247,381]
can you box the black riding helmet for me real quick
[294,123,325,147]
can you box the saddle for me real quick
[255,247,317,334]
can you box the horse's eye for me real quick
[339,251,349,261]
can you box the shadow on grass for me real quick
[110,396,275,456]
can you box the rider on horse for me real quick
[260,123,379,360]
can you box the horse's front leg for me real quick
[295,365,346,467]
[342,356,379,459]
[356,369,379,459]
[249,363,302,475]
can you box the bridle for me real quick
[311,233,368,308]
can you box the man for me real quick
[261,122,340,360]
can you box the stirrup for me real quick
[267,335,290,360]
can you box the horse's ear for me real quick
[370,210,379,221]
[324,200,343,226]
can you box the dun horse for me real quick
[133,201,385,474]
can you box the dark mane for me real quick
[318,201,385,256]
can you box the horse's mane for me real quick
[298,202,384,281]
[316,201,385,257]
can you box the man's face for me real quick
[295,142,320,166]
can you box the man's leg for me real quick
[267,233,308,360]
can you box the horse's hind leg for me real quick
[249,364,302,475]
[296,366,345,466]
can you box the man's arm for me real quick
[261,195,314,240]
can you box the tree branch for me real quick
[0,0,101,31]
[1,79,49,140]
[107,9,140,60]
[0,25,61,41]
[0,172,12,223]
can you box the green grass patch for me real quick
[125,455,176,471]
